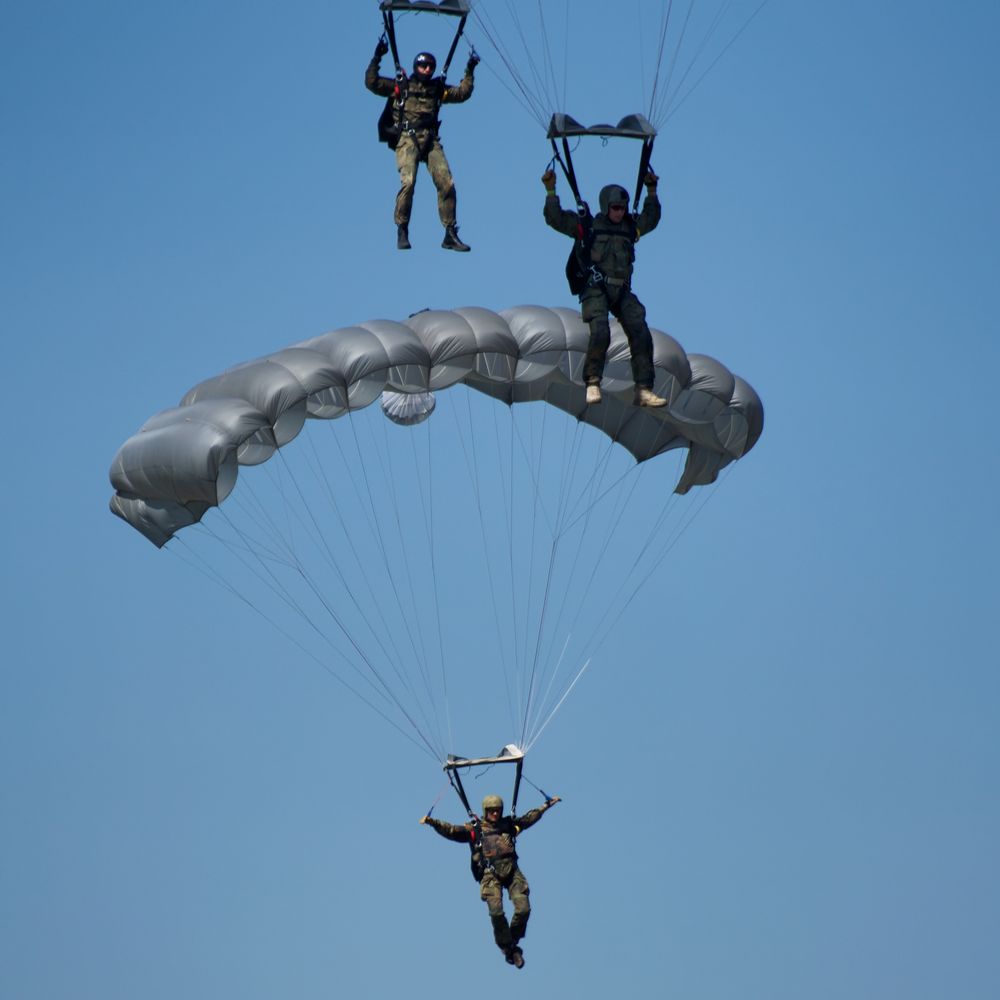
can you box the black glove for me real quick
[644,170,659,191]
[374,36,390,59]
[466,51,481,71]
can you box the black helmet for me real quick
[413,51,437,74]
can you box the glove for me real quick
[466,51,481,71]
[374,36,389,59]
[541,169,557,193]
[644,169,659,191]
[545,796,562,807]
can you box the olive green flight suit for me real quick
[426,803,553,956]
[544,191,662,387]
[365,56,474,226]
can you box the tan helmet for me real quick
[482,794,503,814]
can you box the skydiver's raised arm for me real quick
[541,172,579,238]
[421,815,474,843]
[365,36,395,97]
[441,52,479,104]
[635,171,661,237]
[513,796,561,833]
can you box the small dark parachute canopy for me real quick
[379,0,471,81]
[548,112,658,214]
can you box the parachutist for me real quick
[544,170,668,407]
[423,793,560,967]
[366,44,476,251]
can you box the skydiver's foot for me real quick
[397,224,411,250]
[504,949,516,965]
[511,948,525,969]
[635,386,667,408]
[442,224,471,252]
[586,383,602,405]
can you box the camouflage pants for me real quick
[581,284,654,388]
[480,868,530,953]
[394,131,457,226]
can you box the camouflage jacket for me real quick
[365,56,474,134]
[544,192,661,283]
[426,804,552,880]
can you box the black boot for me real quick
[441,224,470,252]
[397,224,411,250]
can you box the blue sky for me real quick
[3,2,998,998]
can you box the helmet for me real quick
[482,794,503,814]
[599,183,630,215]
[413,51,437,74]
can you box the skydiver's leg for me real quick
[394,135,419,226]
[507,870,531,946]
[427,140,470,251]
[613,289,665,405]
[581,289,612,386]
[615,290,655,388]
[426,139,457,226]
[480,873,514,955]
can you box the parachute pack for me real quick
[377,90,404,149]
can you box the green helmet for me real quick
[482,794,503,814]
[598,183,630,215]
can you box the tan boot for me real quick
[586,383,602,405]
[635,386,667,407]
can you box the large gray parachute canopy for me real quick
[109,305,763,547]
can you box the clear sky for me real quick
[3,2,998,998]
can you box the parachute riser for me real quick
[380,13,403,79]
[511,756,524,817]
[632,136,656,213]
[446,766,477,822]
[549,137,588,216]
[439,13,468,80]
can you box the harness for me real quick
[468,820,496,881]
[567,213,639,297]
[377,77,443,148]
